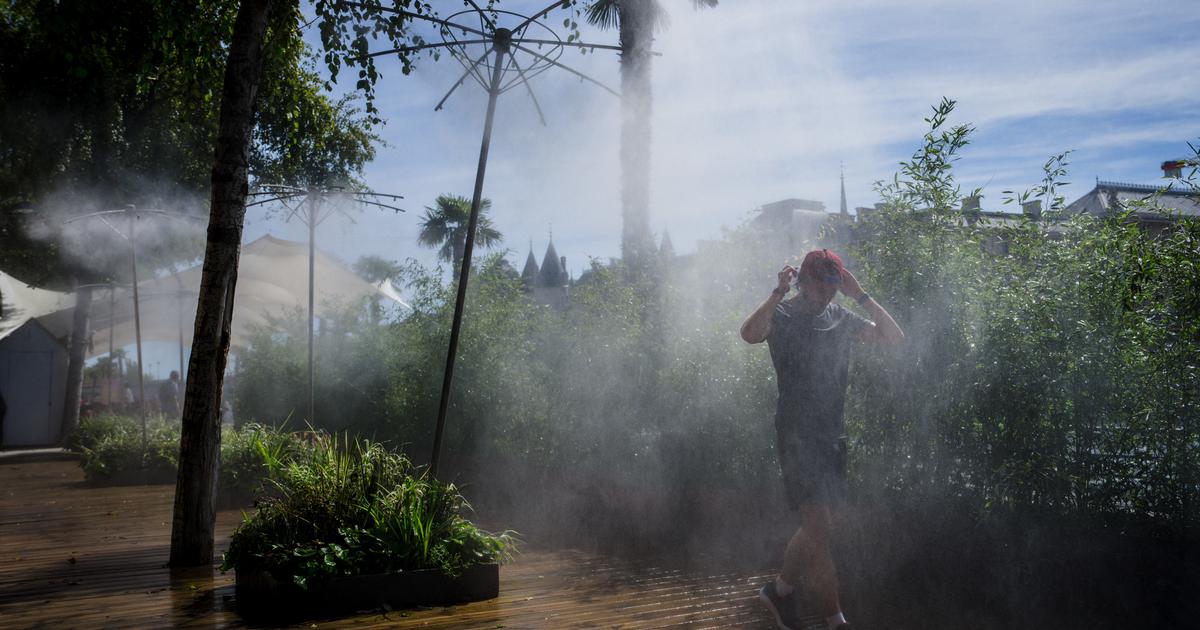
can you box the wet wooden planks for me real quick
[0,459,775,628]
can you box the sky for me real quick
[106,0,1200,379]
[246,0,1200,281]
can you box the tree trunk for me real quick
[170,0,272,567]
[452,239,465,280]
[618,0,656,275]
[60,282,92,443]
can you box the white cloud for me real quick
[301,0,1200,273]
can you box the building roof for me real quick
[760,198,826,213]
[751,198,829,233]
[1065,180,1200,220]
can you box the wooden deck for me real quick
[1,458,776,629]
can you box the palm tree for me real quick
[417,194,503,274]
[585,0,717,273]
[353,254,403,285]
[354,255,403,323]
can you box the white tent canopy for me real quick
[0,270,75,343]
[81,234,403,357]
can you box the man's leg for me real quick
[780,503,840,617]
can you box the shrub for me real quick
[66,412,139,453]
[68,415,305,498]
[74,416,181,479]
[219,423,306,502]
[847,102,1200,535]
[226,108,1200,545]
[221,436,515,588]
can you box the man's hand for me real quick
[742,265,795,344]
[777,265,797,295]
[838,267,866,300]
[840,267,906,345]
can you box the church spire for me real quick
[539,232,567,288]
[839,161,849,216]
[659,230,675,259]
[521,238,539,286]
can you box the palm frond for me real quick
[585,0,620,30]
[418,193,501,262]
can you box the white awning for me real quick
[0,270,75,343]
[22,234,402,356]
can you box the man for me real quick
[158,370,182,419]
[740,249,904,630]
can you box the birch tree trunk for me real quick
[170,0,272,567]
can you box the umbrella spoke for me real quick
[511,42,620,98]
[437,46,496,111]
[515,38,624,53]
[501,54,547,126]
[362,40,488,60]
[354,198,407,214]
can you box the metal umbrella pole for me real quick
[108,286,115,405]
[63,206,147,446]
[126,206,148,446]
[247,185,405,426]
[430,35,509,477]
[65,206,203,450]
[308,193,317,425]
[175,275,186,381]
[345,1,621,476]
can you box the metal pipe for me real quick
[430,39,508,477]
[308,193,317,425]
[107,287,114,406]
[176,274,185,382]
[128,206,147,449]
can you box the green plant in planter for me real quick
[219,423,305,502]
[67,412,140,453]
[221,436,515,589]
[76,417,181,479]
[70,415,304,494]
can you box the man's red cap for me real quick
[799,248,844,281]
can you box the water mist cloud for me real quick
[24,184,208,281]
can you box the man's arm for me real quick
[740,265,794,344]
[839,268,905,345]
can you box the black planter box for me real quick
[234,562,499,619]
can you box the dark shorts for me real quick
[774,424,848,509]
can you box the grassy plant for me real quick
[66,412,140,453]
[220,436,515,589]
[74,416,181,478]
[68,415,304,494]
[219,423,305,500]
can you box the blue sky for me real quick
[244,0,1200,280]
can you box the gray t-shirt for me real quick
[767,300,870,439]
